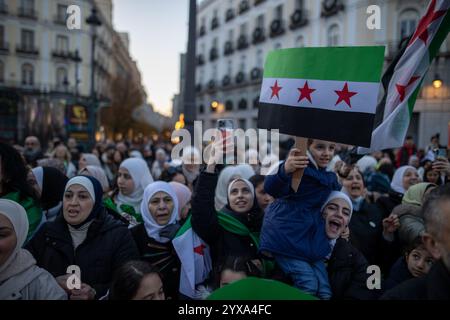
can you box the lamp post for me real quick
[86,7,102,150]
[183,0,197,139]
[72,49,82,99]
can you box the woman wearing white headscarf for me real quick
[130,181,181,300]
[377,165,420,219]
[0,199,67,300]
[104,158,154,226]
[80,165,110,194]
[214,165,255,211]
[78,153,102,171]
[151,148,168,180]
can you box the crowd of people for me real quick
[0,132,449,300]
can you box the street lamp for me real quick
[72,49,82,98]
[433,74,443,89]
[86,7,102,149]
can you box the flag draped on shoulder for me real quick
[359,0,450,153]
[257,46,385,147]
[172,216,212,299]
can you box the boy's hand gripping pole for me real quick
[291,137,307,192]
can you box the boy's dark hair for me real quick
[0,142,39,201]
[249,174,265,189]
[109,260,162,300]
[403,236,424,255]
[216,256,262,283]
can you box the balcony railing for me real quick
[197,54,205,66]
[235,71,245,84]
[290,9,309,30]
[16,44,39,56]
[270,19,286,38]
[239,0,250,15]
[225,8,235,22]
[199,25,206,37]
[18,7,37,20]
[209,47,218,61]
[237,35,249,50]
[211,17,219,30]
[224,41,234,55]
[321,0,345,17]
[252,27,265,44]
[52,50,73,59]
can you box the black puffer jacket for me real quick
[191,170,263,272]
[26,210,139,298]
[327,238,377,300]
[380,260,450,300]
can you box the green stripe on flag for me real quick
[263,46,385,83]
[428,10,450,61]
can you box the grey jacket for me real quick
[0,250,67,300]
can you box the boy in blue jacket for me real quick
[260,139,340,299]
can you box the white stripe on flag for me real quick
[259,78,380,114]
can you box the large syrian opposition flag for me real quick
[257,46,385,147]
[358,0,450,153]
[172,216,212,299]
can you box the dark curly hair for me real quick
[0,142,39,201]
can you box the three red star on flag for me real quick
[408,0,447,47]
[297,81,316,103]
[270,80,359,108]
[270,80,282,99]
[335,82,357,108]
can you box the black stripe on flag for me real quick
[257,103,374,147]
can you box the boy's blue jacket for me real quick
[260,156,340,262]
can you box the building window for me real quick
[0,25,4,45]
[257,14,264,28]
[295,35,304,47]
[225,100,233,111]
[327,24,340,46]
[274,42,282,49]
[239,119,246,129]
[399,9,419,41]
[57,4,67,20]
[275,4,283,20]
[56,35,69,52]
[0,60,4,82]
[199,104,204,114]
[227,60,233,76]
[21,0,34,12]
[240,23,247,36]
[21,29,34,50]
[253,96,260,109]
[21,63,34,85]
[228,29,234,41]
[295,0,304,10]
[256,49,263,68]
[56,67,68,87]
[238,98,247,110]
[240,55,246,72]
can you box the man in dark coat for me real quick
[381,184,450,299]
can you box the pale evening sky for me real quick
[113,0,189,117]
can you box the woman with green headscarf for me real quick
[393,183,437,249]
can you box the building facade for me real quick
[194,0,450,148]
[0,0,146,145]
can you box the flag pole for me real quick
[291,137,307,192]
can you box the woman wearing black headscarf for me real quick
[30,166,68,221]
[26,176,139,300]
